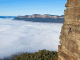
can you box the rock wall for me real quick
[58,0,80,60]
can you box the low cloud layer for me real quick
[0,18,63,59]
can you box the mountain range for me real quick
[0,14,64,23]
[17,14,64,19]
[14,14,64,23]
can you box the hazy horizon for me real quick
[0,14,64,16]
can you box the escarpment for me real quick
[58,0,80,60]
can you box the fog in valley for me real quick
[0,18,63,59]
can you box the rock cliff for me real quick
[58,0,80,60]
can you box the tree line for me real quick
[10,49,58,60]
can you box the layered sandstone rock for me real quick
[58,0,80,60]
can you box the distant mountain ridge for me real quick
[17,14,64,19]
[0,16,17,18]
[14,14,64,23]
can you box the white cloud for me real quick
[0,18,63,59]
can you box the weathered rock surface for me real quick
[58,0,80,60]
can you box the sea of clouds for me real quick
[0,18,63,59]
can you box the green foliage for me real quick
[11,49,58,60]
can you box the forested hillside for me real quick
[10,49,58,60]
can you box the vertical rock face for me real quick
[58,0,80,60]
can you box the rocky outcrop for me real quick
[58,0,80,60]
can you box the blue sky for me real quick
[0,0,67,16]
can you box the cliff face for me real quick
[58,0,80,60]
